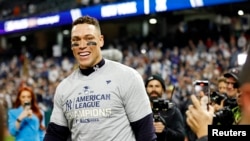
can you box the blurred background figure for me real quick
[217,77,227,94]
[237,48,250,125]
[8,86,45,141]
[0,102,4,141]
[223,68,240,99]
[101,48,123,63]
[186,47,250,141]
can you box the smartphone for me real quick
[24,102,31,109]
[193,80,210,110]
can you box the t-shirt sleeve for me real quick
[49,82,68,126]
[122,70,152,122]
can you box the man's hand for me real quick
[212,99,224,112]
[154,122,165,133]
[186,95,214,138]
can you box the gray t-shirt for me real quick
[50,59,152,141]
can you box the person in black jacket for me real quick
[186,47,250,141]
[145,75,185,141]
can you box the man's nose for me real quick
[152,86,157,90]
[79,40,89,48]
[227,84,233,89]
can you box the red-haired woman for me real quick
[8,86,45,141]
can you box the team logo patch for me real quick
[106,80,111,84]
[83,86,90,95]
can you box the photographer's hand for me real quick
[154,122,165,133]
[213,99,224,112]
[186,95,214,138]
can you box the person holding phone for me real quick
[8,86,45,141]
[194,80,210,111]
[186,48,250,141]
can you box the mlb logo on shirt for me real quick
[83,86,90,95]
[106,80,111,84]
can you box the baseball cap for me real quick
[145,75,166,91]
[224,68,240,81]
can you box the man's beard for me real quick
[149,91,161,101]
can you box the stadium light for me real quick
[238,10,244,16]
[149,18,157,24]
[20,35,26,42]
[63,29,69,35]
[238,53,247,66]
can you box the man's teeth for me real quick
[79,52,90,56]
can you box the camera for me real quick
[212,96,238,125]
[223,97,238,109]
[152,99,174,124]
[212,106,234,125]
[210,91,227,105]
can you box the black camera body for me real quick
[213,106,235,125]
[212,94,238,125]
[152,99,174,124]
[210,91,227,105]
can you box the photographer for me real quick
[217,77,227,94]
[186,47,250,141]
[145,75,185,141]
[224,68,240,99]
[211,77,227,112]
[210,68,241,125]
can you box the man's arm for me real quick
[44,82,71,141]
[121,70,156,141]
[44,122,70,141]
[130,113,156,141]
[163,107,185,141]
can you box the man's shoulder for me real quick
[105,59,128,68]
[105,59,138,74]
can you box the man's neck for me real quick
[79,58,105,76]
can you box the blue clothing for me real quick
[8,106,45,141]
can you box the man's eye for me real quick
[71,43,79,47]
[86,37,94,40]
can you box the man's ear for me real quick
[99,35,104,48]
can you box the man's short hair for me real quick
[218,77,226,84]
[72,15,101,33]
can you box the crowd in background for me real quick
[0,31,249,135]
[0,0,128,21]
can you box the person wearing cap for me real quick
[223,69,240,98]
[145,74,185,141]
[186,48,250,141]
